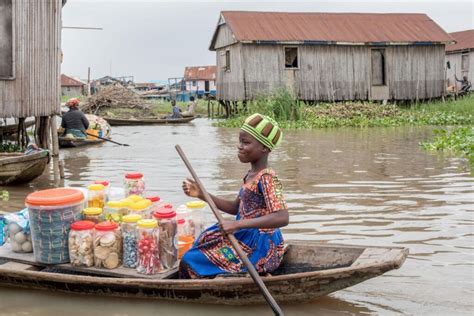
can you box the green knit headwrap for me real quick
[241,113,283,150]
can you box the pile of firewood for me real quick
[82,84,150,113]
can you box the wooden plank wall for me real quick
[215,44,244,101]
[213,24,237,50]
[216,43,446,102]
[0,0,62,118]
[445,51,474,88]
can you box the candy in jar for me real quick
[93,221,122,269]
[137,219,160,275]
[121,214,142,268]
[153,206,178,269]
[124,172,145,196]
[104,200,131,223]
[82,207,104,223]
[69,220,95,267]
[94,180,110,202]
[87,184,106,208]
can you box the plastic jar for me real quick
[127,194,144,203]
[146,196,165,215]
[124,172,145,197]
[82,207,104,224]
[94,221,122,269]
[176,205,193,238]
[121,214,142,268]
[94,180,110,202]
[104,200,130,223]
[186,201,207,240]
[153,206,178,269]
[129,199,152,219]
[26,188,84,264]
[137,219,160,275]
[5,209,32,253]
[87,184,106,208]
[69,220,95,267]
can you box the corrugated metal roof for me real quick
[61,74,84,87]
[184,66,216,80]
[446,29,474,53]
[211,11,453,49]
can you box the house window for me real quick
[0,0,14,79]
[371,49,386,86]
[284,47,298,69]
[461,53,469,71]
[225,50,231,72]
[192,81,197,87]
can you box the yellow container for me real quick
[86,129,99,140]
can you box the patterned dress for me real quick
[179,168,287,279]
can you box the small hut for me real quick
[445,29,474,89]
[209,11,453,103]
[184,66,217,98]
[61,74,85,98]
[0,0,64,152]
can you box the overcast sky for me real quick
[61,0,474,82]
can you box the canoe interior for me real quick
[0,151,49,185]
[58,138,106,148]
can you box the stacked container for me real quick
[121,214,142,268]
[129,199,152,219]
[94,180,110,202]
[137,219,160,275]
[153,206,178,269]
[87,184,106,208]
[69,220,95,267]
[186,201,207,240]
[26,188,84,264]
[124,172,145,197]
[146,196,165,215]
[82,207,104,224]
[94,221,122,269]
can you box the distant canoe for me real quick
[0,121,35,135]
[0,241,408,305]
[58,137,107,148]
[0,151,49,185]
[104,116,195,126]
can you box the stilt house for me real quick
[445,29,474,89]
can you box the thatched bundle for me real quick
[82,84,150,113]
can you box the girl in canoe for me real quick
[180,113,289,278]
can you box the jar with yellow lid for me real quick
[127,194,144,203]
[104,200,131,223]
[129,199,152,219]
[121,214,142,268]
[82,207,104,224]
[186,201,207,240]
[87,184,106,208]
[136,219,160,275]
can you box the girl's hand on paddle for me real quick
[220,220,241,234]
[182,178,202,198]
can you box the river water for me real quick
[0,119,473,315]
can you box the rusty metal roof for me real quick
[210,11,453,49]
[446,29,474,53]
[184,66,216,80]
[61,74,85,87]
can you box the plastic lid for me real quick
[120,199,132,207]
[94,180,110,187]
[129,199,151,211]
[122,214,142,223]
[146,196,161,203]
[177,218,185,225]
[83,207,102,215]
[125,172,143,180]
[127,195,143,202]
[95,221,118,231]
[106,201,122,208]
[137,219,157,228]
[88,184,105,191]
[71,220,95,231]
[26,188,84,207]
[153,207,176,219]
[186,201,206,209]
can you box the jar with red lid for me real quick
[153,205,178,269]
[69,220,95,267]
[124,172,145,196]
[93,221,122,269]
[146,195,165,215]
[94,180,110,202]
[137,219,160,275]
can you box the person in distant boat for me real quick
[168,99,183,119]
[179,113,289,279]
[455,75,471,94]
[182,96,197,117]
[61,98,89,138]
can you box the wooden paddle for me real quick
[85,132,130,146]
[175,145,284,316]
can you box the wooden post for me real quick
[207,98,210,118]
[87,67,91,97]
[50,114,59,157]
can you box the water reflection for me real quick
[0,119,473,315]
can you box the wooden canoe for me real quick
[0,121,35,135]
[0,151,49,185]
[0,241,408,304]
[58,137,106,148]
[104,116,195,126]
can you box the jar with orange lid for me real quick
[153,206,178,269]
[94,221,122,269]
[129,199,152,219]
[88,184,106,208]
[122,214,142,268]
[137,219,160,275]
[82,207,104,224]
[124,172,145,196]
[69,220,95,267]
[26,188,84,264]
